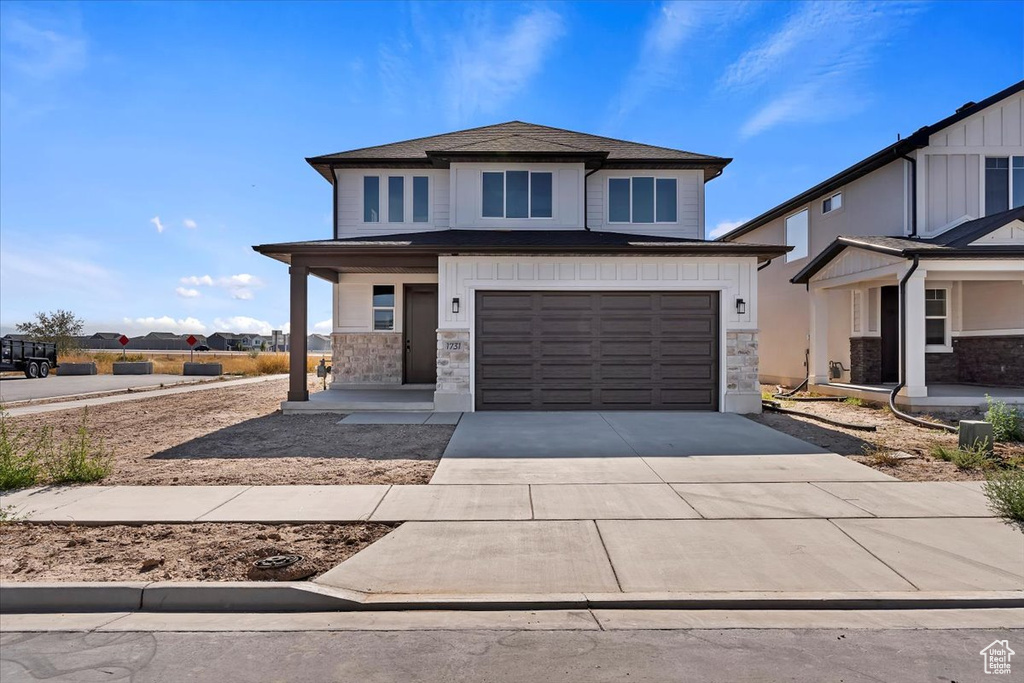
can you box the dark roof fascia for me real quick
[721,80,1024,242]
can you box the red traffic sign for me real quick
[186,335,197,347]
[118,335,129,346]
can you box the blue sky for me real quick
[1,0,1021,336]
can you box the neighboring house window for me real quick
[785,209,809,262]
[925,289,947,347]
[481,171,553,218]
[822,192,843,214]
[363,176,380,222]
[372,285,395,331]
[388,177,404,223]
[607,177,677,223]
[985,156,1024,215]
[413,176,429,223]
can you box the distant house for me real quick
[208,332,243,351]
[307,333,331,352]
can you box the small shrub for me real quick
[985,396,1022,442]
[844,397,864,407]
[864,446,903,468]
[930,441,998,471]
[43,409,113,484]
[0,409,40,490]
[984,469,1024,533]
[247,349,260,359]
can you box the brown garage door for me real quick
[475,291,719,411]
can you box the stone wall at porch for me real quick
[434,330,471,411]
[954,335,1024,387]
[331,333,402,384]
[849,337,882,384]
[725,331,760,413]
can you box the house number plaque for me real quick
[444,342,464,351]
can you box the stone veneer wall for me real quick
[436,330,470,393]
[331,333,402,384]
[925,351,958,384]
[849,337,882,385]
[726,330,759,395]
[954,335,1024,386]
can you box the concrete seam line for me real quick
[527,485,535,520]
[806,482,879,518]
[365,485,392,521]
[667,486,705,519]
[193,486,254,522]
[595,412,642,458]
[825,519,922,591]
[592,520,624,594]
[588,609,606,631]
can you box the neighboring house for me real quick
[126,332,202,351]
[721,81,1024,407]
[255,121,787,413]
[208,332,243,351]
[307,333,331,353]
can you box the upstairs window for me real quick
[363,176,380,222]
[822,192,843,214]
[482,171,553,218]
[785,209,809,262]
[607,177,677,223]
[372,285,395,331]
[388,177,404,223]
[985,156,1024,215]
[413,176,429,223]
[925,289,947,347]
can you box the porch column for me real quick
[901,268,928,397]
[808,286,829,385]
[288,264,309,402]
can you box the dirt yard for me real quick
[750,395,1024,481]
[5,378,452,486]
[0,522,394,582]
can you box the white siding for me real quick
[585,169,703,238]
[812,248,903,283]
[335,168,450,236]
[437,255,759,331]
[449,162,582,229]
[333,273,439,333]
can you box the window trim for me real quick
[606,176,679,224]
[983,155,1024,217]
[371,284,396,332]
[361,173,431,225]
[784,207,810,263]
[822,191,843,215]
[924,287,951,352]
[481,170,554,219]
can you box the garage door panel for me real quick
[475,291,719,410]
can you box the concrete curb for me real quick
[3,582,1022,614]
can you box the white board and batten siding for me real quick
[334,273,439,333]
[586,169,704,238]
[437,255,758,331]
[917,91,1024,235]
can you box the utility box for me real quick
[959,420,994,454]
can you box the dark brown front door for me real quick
[880,285,900,383]
[475,290,719,411]
[404,284,438,384]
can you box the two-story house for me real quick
[255,122,787,413]
[721,81,1024,409]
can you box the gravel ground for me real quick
[4,377,452,486]
[0,522,395,582]
[749,395,1024,481]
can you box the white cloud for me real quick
[1,16,87,80]
[444,7,565,123]
[724,1,920,138]
[121,316,207,335]
[313,319,332,333]
[175,287,200,298]
[181,275,214,286]
[183,218,198,229]
[609,1,745,125]
[150,216,165,233]
[231,289,254,301]
[212,316,274,335]
[708,219,748,239]
[179,273,263,300]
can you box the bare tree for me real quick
[15,310,85,356]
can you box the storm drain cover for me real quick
[253,554,302,570]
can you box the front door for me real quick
[404,284,438,384]
[880,285,900,383]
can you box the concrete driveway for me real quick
[431,411,877,485]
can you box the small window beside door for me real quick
[925,289,948,348]
[372,285,396,331]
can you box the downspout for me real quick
[757,258,773,271]
[583,168,600,231]
[889,255,956,432]
[900,153,918,238]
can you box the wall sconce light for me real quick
[735,298,746,315]
[451,297,460,314]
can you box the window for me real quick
[413,176,429,223]
[985,156,1024,215]
[363,176,380,222]
[785,209,809,262]
[852,291,862,334]
[481,171,553,218]
[822,192,843,214]
[607,177,677,223]
[372,285,395,331]
[388,177,404,223]
[925,289,947,346]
